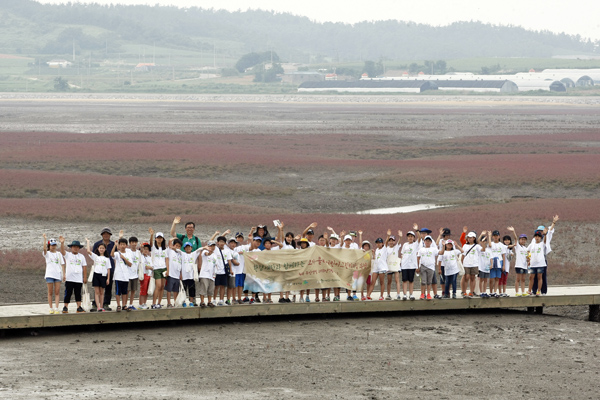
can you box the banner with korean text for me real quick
[243,247,371,293]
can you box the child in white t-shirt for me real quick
[86,238,111,312]
[527,230,547,296]
[399,229,421,300]
[111,237,133,312]
[438,239,463,299]
[507,227,528,296]
[166,238,184,307]
[198,241,217,308]
[180,242,204,307]
[416,236,439,300]
[385,232,402,300]
[367,237,388,301]
[126,236,141,310]
[138,243,153,309]
[42,234,64,314]
[59,237,88,313]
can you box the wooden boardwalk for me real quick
[1,286,599,330]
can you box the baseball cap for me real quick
[48,238,58,246]
[67,240,82,248]
[235,232,244,238]
[330,234,339,240]
[100,227,112,235]
[445,239,454,244]
[362,240,371,246]
[442,228,451,236]
[375,237,384,243]
[492,230,500,236]
[183,242,193,248]
[299,238,310,245]
[228,238,238,244]
[534,230,544,237]
[519,234,528,238]
[253,236,262,241]
[407,231,416,237]
[349,231,357,237]
[424,235,433,241]
[306,229,315,235]
[467,232,477,238]
[420,228,432,234]
[155,232,164,238]
[388,236,396,241]
[537,225,545,231]
[207,240,216,246]
[343,235,352,241]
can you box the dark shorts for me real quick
[235,273,246,288]
[401,269,416,283]
[227,275,236,288]
[182,279,196,298]
[479,271,490,279]
[529,266,546,275]
[115,280,129,296]
[215,274,228,287]
[515,267,528,275]
[92,272,107,288]
[165,276,180,293]
[128,278,139,292]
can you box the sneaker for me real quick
[208,302,215,308]
[167,304,173,308]
[461,292,467,298]
[442,295,450,299]
[129,305,137,310]
[347,296,353,301]
[49,309,54,314]
[90,307,97,312]
[62,307,69,314]
[325,296,331,302]
[420,293,425,300]
[225,300,231,306]
[315,298,320,302]
[468,292,474,297]
[243,297,249,303]
[116,306,122,312]
[434,295,441,299]
[249,298,255,304]
[182,302,188,308]
[426,294,432,300]
[333,296,340,302]
[255,297,262,303]
[279,298,286,303]
[98,308,105,312]
[217,300,224,306]
[284,298,291,303]
[200,303,207,308]
[402,295,407,301]
[386,295,392,300]
[352,295,359,300]
[299,297,304,303]
[535,291,541,297]
[104,306,112,311]
[409,295,415,301]
[379,296,384,301]
[452,293,457,299]
[76,306,85,313]
[305,296,310,303]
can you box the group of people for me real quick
[42,214,558,314]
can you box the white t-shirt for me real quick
[386,244,401,272]
[488,242,507,268]
[479,248,492,273]
[373,247,388,273]
[462,244,482,268]
[400,241,421,270]
[527,241,547,268]
[214,247,232,275]
[199,250,217,280]
[128,249,141,280]
[44,251,64,280]
[151,246,168,270]
[141,254,153,277]
[64,252,87,283]
[167,248,183,279]
[440,249,461,276]
[234,244,250,274]
[514,243,528,269]
[113,250,132,282]
[504,248,514,272]
[91,253,111,276]
[180,250,201,280]
[417,246,439,270]
[342,243,359,250]
[280,243,295,250]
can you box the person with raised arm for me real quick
[42,233,64,314]
[507,227,528,296]
[92,227,115,311]
[532,215,559,295]
[399,223,422,301]
[86,238,111,312]
[170,216,202,251]
[59,236,87,313]
[149,228,169,309]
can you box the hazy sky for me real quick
[38,0,600,40]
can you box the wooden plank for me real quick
[2,295,600,330]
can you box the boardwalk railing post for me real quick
[589,305,600,322]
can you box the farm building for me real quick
[434,80,518,93]
[135,63,155,72]
[46,60,71,68]
[298,80,437,93]
[281,71,324,84]
[513,79,566,92]
[540,69,598,86]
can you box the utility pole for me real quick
[72,39,75,62]
[213,43,216,70]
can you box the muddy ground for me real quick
[1,311,599,399]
